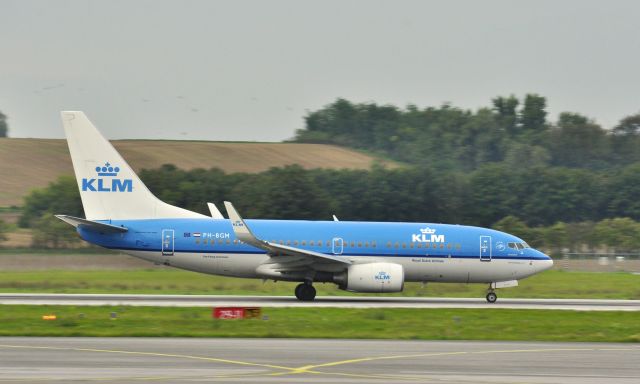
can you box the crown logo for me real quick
[420,227,436,234]
[95,162,120,177]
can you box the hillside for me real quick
[0,138,397,207]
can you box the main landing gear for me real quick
[295,282,316,301]
[486,289,497,303]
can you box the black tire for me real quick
[294,283,305,300]
[299,284,316,301]
[486,292,497,303]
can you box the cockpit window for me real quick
[522,242,530,248]
[508,242,517,249]
[515,243,524,250]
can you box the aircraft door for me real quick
[332,237,343,255]
[480,235,491,261]
[162,229,174,256]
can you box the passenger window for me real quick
[440,244,444,249]
[351,241,355,247]
[358,242,362,247]
[402,243,406,248]
[365,242,369,247]
[202,239,208,245]
[279,240,284,245]
[387,242,392,248]
[309,241,315,246]
[326,241,331,247]
[395,242,399,249]
[293,241,299,246]
[286,240,291,246]
[301,241,306,246]
[372,241,376,248]
[432,243,437,249]
[409,243,414,248]
[416,243,422,248]
[195,239,200,244]
[447,244,452,249]
[456,244,461,250]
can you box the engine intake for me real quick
[335,262,404,293]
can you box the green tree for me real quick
[565,221,596,252]
[611,113,640,164]
[542,222,569,255]
[492,95,519,135]
[549,113,608,168]
[0,219,9,243]
[492,216,530,240]
[608,164,640,221]
[469,164,520,226]
[0,110,7,137]
[31,215,81,248]
[250,165,333,219]
[520,94,547,131]
[592,218,640,252]
[19,176,83,227]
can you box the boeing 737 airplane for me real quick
[56,111,553,302]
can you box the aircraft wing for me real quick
[223,202,351,268]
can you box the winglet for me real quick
[223,201,261,246]
[207,202,225,219]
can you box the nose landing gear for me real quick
[295,282,316,301]
[486,290,497,303]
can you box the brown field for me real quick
[0,138,397,207]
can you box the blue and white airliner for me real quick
[56,111,553,302]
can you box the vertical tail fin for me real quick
[61,111,206,220]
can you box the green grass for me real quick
[1,269,639,299]
[1,305,638,342]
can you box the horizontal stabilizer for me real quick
[55,215,128,233]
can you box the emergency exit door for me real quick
[480,235,491,261]
[162,229,174,256]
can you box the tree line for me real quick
[294,96,640,172]
[12,163,640,252]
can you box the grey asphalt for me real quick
[1,293,639,311]
[0,337,638,383]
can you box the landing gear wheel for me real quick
[486,292,497,303]
[294,283,316,301]
[294,283,304,299]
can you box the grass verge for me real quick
[0,269,639,299]
[0,305,638,342]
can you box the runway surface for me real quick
[1,293,639,311]
[1,337,638,383]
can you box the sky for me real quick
[1,0,639,141]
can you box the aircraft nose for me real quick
[538,251,554,271]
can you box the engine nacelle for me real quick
[335,262,404,293]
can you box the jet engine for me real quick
[334,262,404,293]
